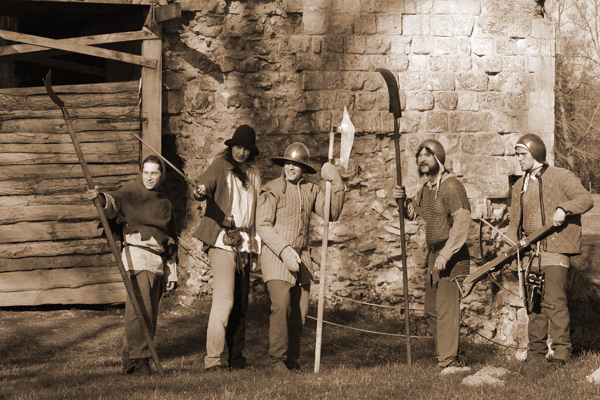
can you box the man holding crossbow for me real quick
[509,134,593,365]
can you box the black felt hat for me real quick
[224,125,259,156]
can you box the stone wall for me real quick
[162,0,556,350]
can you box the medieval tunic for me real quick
[100,168,178,367]
[256,174,345,366]
[406,173,471,282]
[508,165,593,361]
[405,172,471,368]
[257,175,345,286]
[193,156,261,369]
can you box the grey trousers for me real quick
[122,270,163,364]
[527,264,571,361]
[266,280,310,364]
[425,278,460,367]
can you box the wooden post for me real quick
[141,32,162,161]
[314,127,336,373]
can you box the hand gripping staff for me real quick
[44,70,164,375]
[314,107,355,373]
[377,68,412,366]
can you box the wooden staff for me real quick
[314,126,336,373]
[44,70,164,375]
[377,68,412,366]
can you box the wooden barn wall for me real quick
[0,81,141,306]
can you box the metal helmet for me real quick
[271,142,317,174]
[416,139,446,165]
[515,134,546,163]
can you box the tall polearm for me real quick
[377,68,412,366]
[44,71,164,375]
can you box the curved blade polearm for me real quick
[376,68,402,119]
[377,67,412,367]
[44,70,65,108]
[43,70,165,375]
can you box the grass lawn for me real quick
[2,293,600,400]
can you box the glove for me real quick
[321,162,343,191]
[281,246,301,272]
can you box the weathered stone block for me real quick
[330,15,354,35]
[341,54,370,71]
[377,14,403,35]
[342,71,366,90]
[459,0,481,15]
[429,56,448,71]
[403,15,424,36]
[475,56,503,75]
[411,36,433,55]
[461,132,504,155]
[409,54,428,71]
[433,37,458,55]
[398,112,422,133]
[302,71,324,90]
[528,108,554,133]
[407,92,435,111]
[431,15,455,37]
[399,72,425,91]
[456,72,488,91]
[404,0,433,14]
[356,91,378,111]
[434,92,458,110]
[425,111,449,132]
[454,16,475,36]
[479,92,506,110]
[361,0,391,13]
[508,16,530,39]
[162,90,185,114]
[505,91,527,111]
[288,35,311,54]
[476,16,507,36]
[472,37,495,56]
[345,35,367,54]
[371,54,409,71]
[353,14,377,34]
[496,38,518,56]
[502,56,525,72]
[432,0,459,14]
[295,53,324,72]
[365,36,391,54]
[529,90,554,109]
[448,54,472,71]
[303,11,327,34]
[531,18,555,40]
[449,111,493,132]
[426,72,455,91]
[364,72,385,91]
[457,92,480,111]
[323,36,345,53]
[164,71,186,91]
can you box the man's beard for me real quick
[418,161,440,177]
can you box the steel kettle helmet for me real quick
[515,134,546,163]
[271,142,317,174]
[416,139,446,165]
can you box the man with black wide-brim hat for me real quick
[193,124,261,371]
[256,142,345,372]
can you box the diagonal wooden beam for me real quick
[0,29,158,69]
[30,58,106,78]
[0,30,158,60]
[10,0,166,5]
